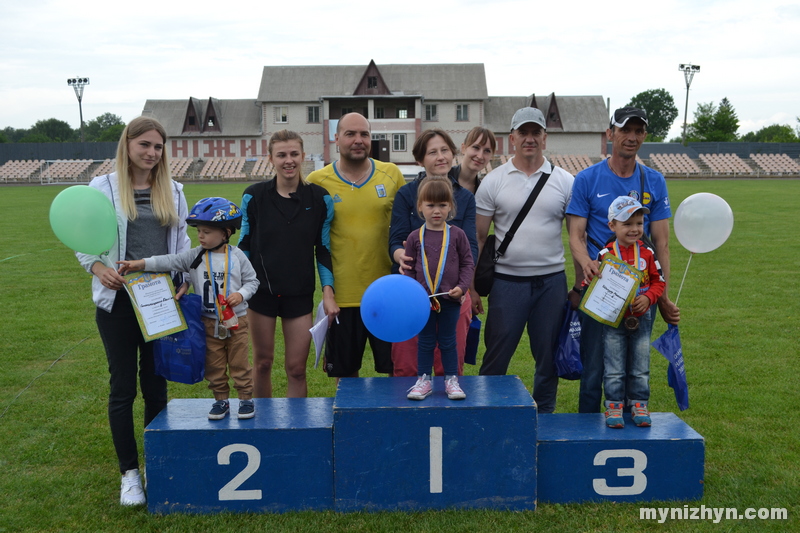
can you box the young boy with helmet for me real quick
[118,197,260,420]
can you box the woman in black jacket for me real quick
[239,130,337,397]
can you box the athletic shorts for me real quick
[324,307,393,377]
[248,291,313,319]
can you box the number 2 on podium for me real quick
[218,444,263,501]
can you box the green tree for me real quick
[626,88,679,141]
[84,113,125,142]
[29,118,76,142]
[97,123,125,142]
[687,98,739,142]
[19,132,53,143]
[0,131,8,143]
[740,124,799,143]
[2,126,29,143]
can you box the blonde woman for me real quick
[75,116,191,506]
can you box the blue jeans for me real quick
[479,272,567,413]
[578,308,605,413]
[602,306,655,406]
[418,299,461,377]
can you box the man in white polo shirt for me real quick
[474,107,580,413]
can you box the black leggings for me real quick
[95,292,167,473]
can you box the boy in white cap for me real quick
[595,195,665,428]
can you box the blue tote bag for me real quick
[153,292,206,384]
[554,301,582,380]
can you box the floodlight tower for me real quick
[67,77,90,142]
[678,64,700,146]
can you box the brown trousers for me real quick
[202,315,253,400]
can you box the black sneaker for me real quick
[238,399,255,419]
[208,400,229,420]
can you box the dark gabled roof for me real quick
[548,95,608,132]
[484,96,533,132]
[257,63,488,102]
[142,98,261,137]
[484,94,608,133]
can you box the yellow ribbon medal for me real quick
[419,225,450,313]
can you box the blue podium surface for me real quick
[333,375,537,512]
[537,412,704,503]
[144,398,334,514]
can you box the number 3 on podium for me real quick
[592,449,647,496]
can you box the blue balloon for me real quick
[360,275,431,343]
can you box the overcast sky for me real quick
[2,0,799,140]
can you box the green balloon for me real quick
[49,185,118,255]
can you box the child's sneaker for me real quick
[631,402,651,427]
[120,469,145,506]
[445,376,466,400]
[238,399,255,419]
[605,402,625,428]
[208,399,229,420]
[407,374,432,400]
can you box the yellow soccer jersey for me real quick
[307,159,405,307]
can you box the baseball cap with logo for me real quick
[610,107,648,128]
[608,195,650,222]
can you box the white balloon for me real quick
[674,193,734,253]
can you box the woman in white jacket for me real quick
[75,117,191,506]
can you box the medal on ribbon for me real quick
[420,225,450,313]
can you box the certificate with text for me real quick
[579,254,643,328]
[123,272,187,341]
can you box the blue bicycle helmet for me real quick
[186,197,242,231]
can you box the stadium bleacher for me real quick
[649,153,702,175]
[199,157,247,180]
[2,151,798,183]
[0,159,44,182]
[550,154,593,176]
[698,153,753,175]
[749,153,800,175]
[91,159,116,177]
[250,157,274,179]
[41,160,93,182]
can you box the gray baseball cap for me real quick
[510,107,546,132]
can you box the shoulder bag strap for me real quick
[494,169,552,260]
[638,162,658,254]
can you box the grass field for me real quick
[0,179,797,532]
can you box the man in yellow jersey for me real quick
[307,113,406,377]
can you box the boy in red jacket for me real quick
[599,196,665,428]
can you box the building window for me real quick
[393,133,406,151]
[207,117,215,127]
[188,116,196,126]
[456,104,469,122]
[307,106,320,123]
[274,106,288,123]
[425,104,438,121]
[375,107,385,119]
[341,108,353,117]
[372,133,387,140]
[397,108,408,119]
[368,76,378,89]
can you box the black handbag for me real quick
[473,170,552,295]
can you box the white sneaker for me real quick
[445,376,466,400]
[120,469,146,506]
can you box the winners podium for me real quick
[144,376,704,514]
